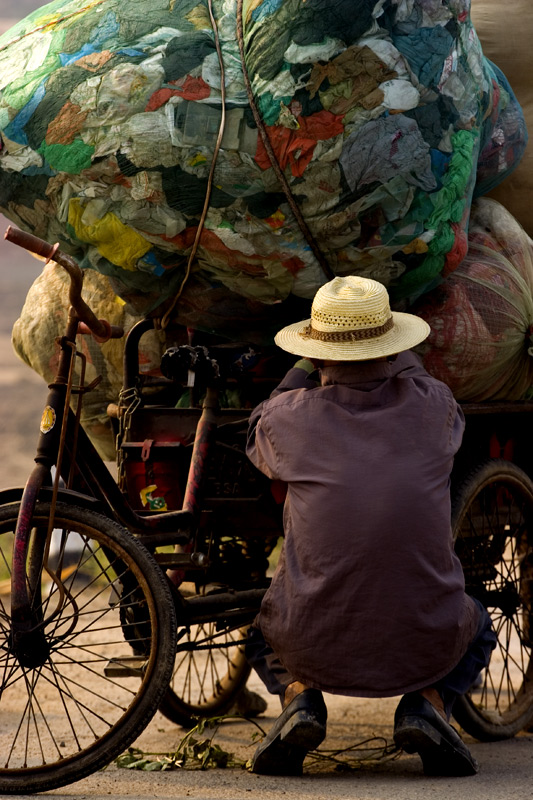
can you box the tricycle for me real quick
[0,227,532,793]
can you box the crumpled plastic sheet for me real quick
[0,0,527,335]
[412,197,533,402]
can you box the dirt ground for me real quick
[29,688,533,800]
[0,12,53,485]
[61,693,533,800]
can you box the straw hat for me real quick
[275,276,430,361]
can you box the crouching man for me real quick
[245,276,496,777]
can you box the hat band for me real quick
[300,316,394,342]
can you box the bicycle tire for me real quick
[139,434,278,728]
[451,459,533,740]
[0,501,177,794]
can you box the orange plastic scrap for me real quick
[255,110,345,177]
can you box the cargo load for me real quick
[12,265,164,459]
[0,0,527,336]
[14,197,533,467]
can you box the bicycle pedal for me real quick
[104,657,147,678]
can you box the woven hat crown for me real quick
[310,276,391,333]
[274,274,430,360]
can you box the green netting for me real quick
[413,198,533,402]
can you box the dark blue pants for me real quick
[245,597,496,718]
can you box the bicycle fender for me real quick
[0,486,105,513]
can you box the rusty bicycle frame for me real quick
[4,225,268,673]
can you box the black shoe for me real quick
[251,688,327,776]
[393,693,478,777]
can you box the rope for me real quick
[160,0,227,329]
[236,0,334,282]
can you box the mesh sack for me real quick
[475,62,529,200]
[12,264,165,459]
[412,197,533,402]
[0,0,527,332]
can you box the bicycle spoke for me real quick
[51,658,116,740]
[53,576,140,640]
[6,670,37,768]
[0,502,176,790]
[52,636,151,651]
[453,465,533,737]
[47,648,137,703]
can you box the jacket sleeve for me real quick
[406,350,465,456]
[450,396,465,455]
[246,364,317,479]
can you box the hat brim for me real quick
[274,311,431,361]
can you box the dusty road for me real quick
[0,222,49,488]
[18,686,533,800]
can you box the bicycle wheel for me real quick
[451,459,533,740]
[158,611,251,727]
[155,492,277,727]
[0,501,177,794]
[157,523,277,727]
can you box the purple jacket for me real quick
[246,351,479,697]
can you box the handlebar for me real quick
[4,226,123,342]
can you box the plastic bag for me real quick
[473,0,533,236]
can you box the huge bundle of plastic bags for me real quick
[0,0,527,336]
[13,194,533,465]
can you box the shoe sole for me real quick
[251,709,326,776]
[394,717,478,777]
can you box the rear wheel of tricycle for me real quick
[0,501,177,794]
[158,617,252,727]
[451,459,533,740]
[156,525,277,728]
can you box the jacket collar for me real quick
[319,350,423,387]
